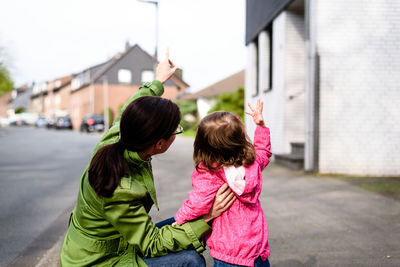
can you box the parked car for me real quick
[55,116,73,130]
[35,117,47,128]
[46,116,57,129]
[9,119,28,126]
[80,115,105,133]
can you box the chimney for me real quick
[125,40,130,51]
[174,69,183,80]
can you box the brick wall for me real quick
[284,8,306,152]
[70,84,181,130]
[54,84,71,112]
[316,0,400,176]
[70,87,91,130]
[0,92,11,117]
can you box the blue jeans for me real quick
[214,257,270,267]
[141,217,206,267]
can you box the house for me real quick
[10,84,33,113]
[52,74,74,117]
[178,70,244,119]
[245,0,400,176]
[30,82,47,115]
[30,75,74,119]
[69,44,188,130]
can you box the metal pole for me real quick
[305,0,317,172]
[103,77,109,131]
[137,0,159,74]
[154,1,158,74]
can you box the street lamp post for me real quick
[137,0,159,75]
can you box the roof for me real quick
[246,0,294,44]
[53,74,74,92]
[72,44,189,92]
[178,70,244,100]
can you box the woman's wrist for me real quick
[202,214,213,223]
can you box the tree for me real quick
[208,87,245,121]
[0,62,13,96]
[0,46,14,95]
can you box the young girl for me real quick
[174,99,272,267]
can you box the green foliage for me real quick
[208,87,245,121]
[14,107,25,114]
[175,100,198,131]
[0,62,14,93]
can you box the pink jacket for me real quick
[175,127,272,266]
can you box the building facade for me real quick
[246,0,400,176]
[69,44,188,129]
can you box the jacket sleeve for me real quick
[254,126,272,171]
[174,169,220,225]
[92,80,164,156]
[103,189,211,257]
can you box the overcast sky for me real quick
[0,0,246,92]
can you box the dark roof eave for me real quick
[245,0,294,45]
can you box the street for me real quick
[0,126,100,266]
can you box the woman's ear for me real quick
[155,139,164,150]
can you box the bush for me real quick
[14,107,25,114]
[208,87,245,121]
[175,100,198,131]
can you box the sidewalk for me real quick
[33,137,400,266]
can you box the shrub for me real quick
[208,87,244,121]
[175,100,198,131]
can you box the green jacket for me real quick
[60,80,211,266]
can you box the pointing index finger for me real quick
[165,48,170,60]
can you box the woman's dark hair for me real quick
[89,96,181,198]
[194,111,256,172]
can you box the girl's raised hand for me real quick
[245,99,265,127]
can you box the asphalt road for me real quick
[1,126,400,267]
[0,126,100,266]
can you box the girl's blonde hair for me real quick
[194,111,256,172]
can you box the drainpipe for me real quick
[103,77,109,132]
[90,82,94,114]
[305,0,318,172]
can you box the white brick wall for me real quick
[317,0,400,176]
[284,9,306,152]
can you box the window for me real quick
[118,69,132,84]
[258,26,273,92]
[141,70,154,83]
[71,78,81,90]
[247,42,258,97]
[55,95,61,105]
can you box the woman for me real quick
[60,50,236,267]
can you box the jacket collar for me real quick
[123,149,159,210]
[123,149,151,167]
